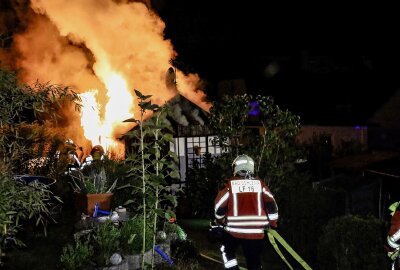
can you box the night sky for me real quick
[156,1,400,125]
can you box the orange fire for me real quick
[7,0,210,158]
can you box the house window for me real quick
[170,136,222,187]
[207,136,222,156]
[186,136,223,169]
[187,137,207,168]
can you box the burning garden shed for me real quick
[124,93,222,187]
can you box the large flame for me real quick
[79,71,133,158]
[1,0,211,158]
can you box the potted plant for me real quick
[69,161,118,216]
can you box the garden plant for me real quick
[122,89,180,269]
[0,68,80,266]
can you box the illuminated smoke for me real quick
[171,103,189,126]
[191,109,204,125]
[0,0,210,157]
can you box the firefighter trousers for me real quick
[393,257,400,270]
[219,232,264,270]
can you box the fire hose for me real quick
[199,253,247,270]
[267,229,312,270]
[207,224,312,269]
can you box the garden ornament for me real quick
[110,211,119,222]
[93,202,111,217]
[115,206,126,213]
[157,231,167,241]
[110,253,122,265]
[154,245,173,265]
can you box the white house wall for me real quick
[297,125,368,151]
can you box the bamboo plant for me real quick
[0,68,80,266]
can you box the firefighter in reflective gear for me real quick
[65,139,81,170]
[214,154,279,270]
[387,201,400,270]
[81,145,105,168]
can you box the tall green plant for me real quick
[123,89,179,269]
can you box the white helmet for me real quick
[232,154,255,175]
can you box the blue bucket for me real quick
[14,175,56,187]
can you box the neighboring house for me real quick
[310,90,400,220]
[297,125,368,153]
[368,89,400,149]
[368,89,400,129]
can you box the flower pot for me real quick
[74,192,113,215]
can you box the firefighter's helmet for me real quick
[232,154,255,175]
[91,145,105,160]
[65,138,74,145]
[389,201,400,216]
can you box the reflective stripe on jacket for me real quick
[388,211,400,250]
[214,176,278,239]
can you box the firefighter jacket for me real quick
[214,176,279,239]
[388,209,400,252]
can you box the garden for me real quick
[0,67,392,269]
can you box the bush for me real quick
[277,174,346,267]
[0,173,57,255]
[92,220,121,266]
[184,153,231,219]
[0,68,80,266]
[60,218,156,268]
[119,217,153,255]
[60,240,93,270]
[317,215,390,270]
